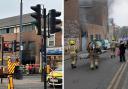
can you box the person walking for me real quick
[110,41,116,58]
[25,64,29,75]
[119,41,126,62]
[68,39,78,69]
[87,39,101,70]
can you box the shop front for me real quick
[46,47,62,69]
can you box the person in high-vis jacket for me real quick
[68,40,78,69]
[87,39,101,70]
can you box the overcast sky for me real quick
[0,0,63,20]
[109,0,128,27]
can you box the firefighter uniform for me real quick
[110,41,116,58]
[87,41,100,70]
[68,40,78,69]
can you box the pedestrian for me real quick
[68,39,78,69]
[110,41,116,58]
[119,41,126,62]
[25,64,29,75]
[46,64,52,74]
[87,39,100,70]
[29,64,32,74]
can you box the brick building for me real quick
[64,0,81,51]
[64,0,108,51]
[0,13,62,65]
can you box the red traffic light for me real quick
[4,43,9,47]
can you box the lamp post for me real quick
[20,0,23,63]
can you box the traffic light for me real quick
[12,40,20,52]
[31,4,42,35]
[3,42,12,52]
[49,9,62,34]
[3,43,9,51]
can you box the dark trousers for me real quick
[120,54,125,62]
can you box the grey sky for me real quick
[0,0,63,20]
[109,0,128,27]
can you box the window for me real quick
[0,29,6,34]
[47,34,55,47]
[95,34,101,40]
[6,28,14,34]
[22,24,34,32]
[0,27,14,34]
[28,41,36,54]
[90,35,93,41]
[95,34,98,40]
[9,27,14,33]
[6,28,9,33]
[22,41,35,65]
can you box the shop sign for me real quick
[47,47,62,55]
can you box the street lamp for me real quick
[20,0,23,63]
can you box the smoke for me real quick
[108,0,114,16]
[109,0,128,26]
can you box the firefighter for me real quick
[110,41,116,58]
[68,39,78,69]
[87,39,101,70]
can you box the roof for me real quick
[0,13,35,28]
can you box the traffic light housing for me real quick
[31,4,42,35]
[12,40,20,52]
[3,42,10,51]
[49,9,62,34]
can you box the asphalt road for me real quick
[64,52,123,89]
[0,75,62,89]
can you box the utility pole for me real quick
[20,0,23,63]
[0,36,4,84]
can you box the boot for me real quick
[71,64,74,69]
[90,64,94,70]
[73,65,77,68]
[95,61,98,69]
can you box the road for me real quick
[64,51,126,89]
[0,75,62,89]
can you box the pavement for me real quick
[0,75,62,89]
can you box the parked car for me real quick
[103,40,110,49]
[99,39,110,50]
[47,67,62,87]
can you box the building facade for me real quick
[0,14,62,65]
[79,0,108,51]
[64,0,81,52]
[64,0,108,52]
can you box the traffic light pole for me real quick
[43,8,47,89]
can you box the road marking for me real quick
[113,61,128,89]
[107,61,128,89]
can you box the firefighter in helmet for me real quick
[87,38,101,70]
[68,39,78,69]
[110,40,116,58]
